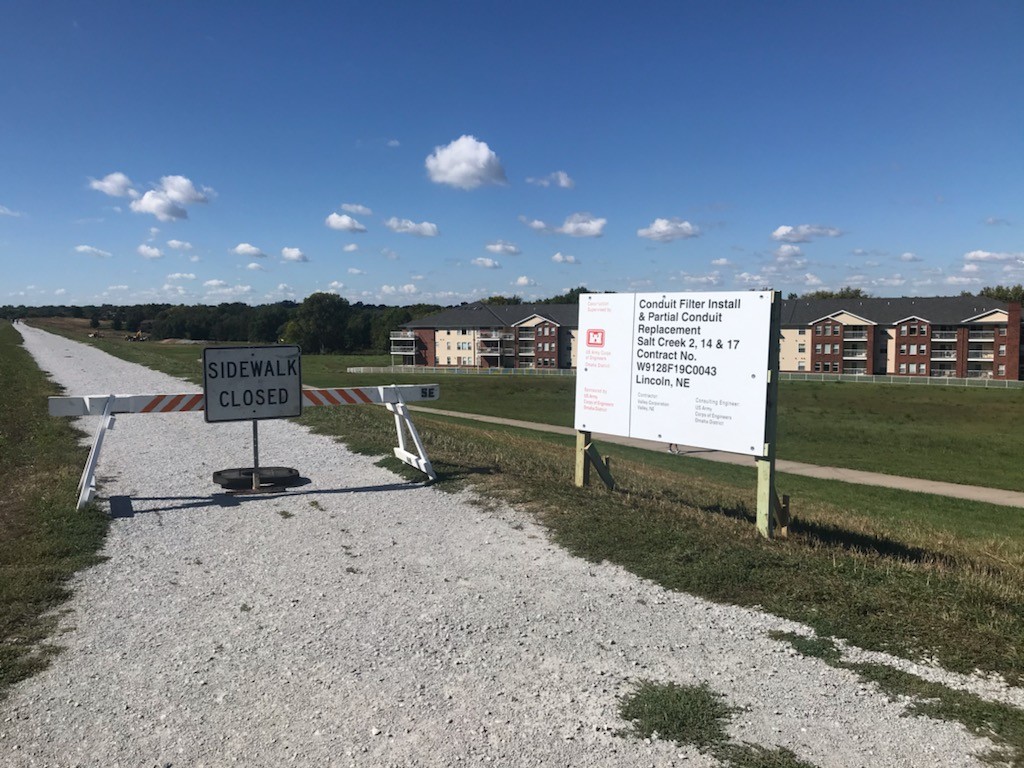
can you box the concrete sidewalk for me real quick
[411,406,1024,509]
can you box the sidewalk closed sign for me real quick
[202,345,302,423]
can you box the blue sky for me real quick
[1,1,1021,307]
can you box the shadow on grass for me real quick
[791,517,955,566]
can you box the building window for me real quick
[834,325,841,335]
[460,329,467,335]
[815,326,822,335]
[814,362,821,372]
[919,345,927,355]
[823,344,830,354]
[798,343,806,353]
[920,325,928,334]
[825,325,832,336]
[999,345,1007,356]
[910,326,918,335]
[798,328,806,335]
[909,363,917,374]
[998,364,1006,376]
[798,361,806,371]
[899,344,907,355]
[901,325,908,336]
[1000,327,1008,336]
[909,344,917,355]
[899,363,907,374]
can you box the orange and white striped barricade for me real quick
[49,384,440,509]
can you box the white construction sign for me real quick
[203,345,302,423]
[574,291,774,456]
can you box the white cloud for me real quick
[347,267,365,275]
[137,244,163,259]
[515,276,536,287]
[472,257,500,269]
[341,203,372,216]
[381,285,397,295]
[206,284,252,298]
[711,258,731,266]
[386,139,400,148]
[873,275,908,287]
[0,204,24,217]
[232,243,266,258]
[385,217,439,237]
[166,272,195,280]
[735,271,765,285]
[326,212,367,232]
[637,217,699,242]
[107,284,128,291]
[964,249,1020,262]
[328,280,345,291]
[771,224,842,243]
[558,212,606,237]
[486,240,521,255]
[680,272,722,286]
[774,244,803,261]
[167,239,192,251]
[54,288,67,296]
[945,275,980,286]
[282,247,308,262]
[343,244,359,252]
[75,244,111,258]
[425,135,506,189]
[551,252,579,264]
[189,254,201,263]
[519,216,549,232]
[962,263,980,273]
[89,172,137,198]
[382,248,399,260]
[985,216,1010,226]
[204,279,227,288]
[526,170,574,188]
[247,262,265,271]
[129,175,211,221]
[801,273,824,286]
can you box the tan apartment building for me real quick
[393,296,1023,380]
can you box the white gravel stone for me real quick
[0,324,998,766]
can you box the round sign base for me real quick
[213,466,300,490]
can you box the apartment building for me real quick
[780,296,1022,380]
[392,296,1023,380]
[390,302,578,369]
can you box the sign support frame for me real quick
[755,291,788,539]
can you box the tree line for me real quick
[5,284,1020,354]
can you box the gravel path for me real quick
[1,326,996,767]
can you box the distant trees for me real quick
[796,287,870,300]
[979,284,1024,303]
[539,286,589,304]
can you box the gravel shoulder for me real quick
[0,325,994,767]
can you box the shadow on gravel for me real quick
[107,481,426,517]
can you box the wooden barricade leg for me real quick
[385,388,436,481]
[575,430,615,490]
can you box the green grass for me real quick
[0,323,108,702]
[772,632,1024,767]
[619,681,818,767]
[35,317,1024,491]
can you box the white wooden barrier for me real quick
[50,384,441,509]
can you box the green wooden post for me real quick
[756,291,782,538]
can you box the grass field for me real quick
[0,324,107,702]
[37,316,1024,491]
[13,318,1024,761]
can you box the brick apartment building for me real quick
[391,297,1024,380]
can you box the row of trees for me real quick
[5,284,1022,353]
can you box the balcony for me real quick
[967,349,994,361]
[969,331,995,341]
[967,369,994,379]
[931,331,957,341]
[517,330,535,340]
[843,365,868,375]
[930,368,957,377]
[842,351,867,360]
[390,343,416,355]
[930,350,957,360]
[390,331,416,340]
[518,343,535,356]
[479,331,514,341]
[844,331,867,340]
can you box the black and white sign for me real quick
[574,291,774,456]
[203,345,302,423]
